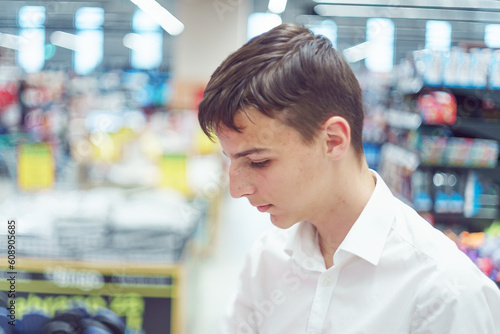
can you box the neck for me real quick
[311,159,376,269]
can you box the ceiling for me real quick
[0,0,499,71]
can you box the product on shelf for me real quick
[419,135,499,168]
[411,170,433,212]
[450,224,500,285]
[417,90,457,125]
[470,48,491,89]
[419,136,448,165]
[490,50,500,89]
[416,48,499,90]
[420,49,443,87]
[433,171,464,214]
[464,171,500,219]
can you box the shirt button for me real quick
[323,277,332,287]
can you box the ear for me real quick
[322,116,351,160]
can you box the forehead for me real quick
[217,108,299,152]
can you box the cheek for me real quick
[267,165,307,196]
[291,168,314,194]
[291,155,325,194]
[254,166,287,196]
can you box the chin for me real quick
[270,214,298,230]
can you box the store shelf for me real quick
[450,118,500,143]
[478,166,500,184]
[444,87,500,107]
[404,85,500,105]
[431,213,495,232]
[380,143,499,177]
[419,164,500,184]
[382,71,500,237]
[407,115,500,142]
[401,84,500,141]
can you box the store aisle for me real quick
[187,192,271,334]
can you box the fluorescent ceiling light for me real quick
[342,41,370,63]
[130,0,184,36]
[247,13,282,40]
[485,24,500,48]
[314,4,500,22]
[123,33,156,50]
[425,20,452,52]
[0,33,25,50]
[365,18,394,73]
[312,0,500,10]
[268,0,288,14]
[19,6,45,28]
[75,7,104,30]
[50,31,79,51]
[123,33,140,50]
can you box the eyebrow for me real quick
[223,148,270,159]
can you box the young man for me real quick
[198,24,500,334]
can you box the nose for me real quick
[228,164,255,198]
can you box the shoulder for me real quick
[391,198,467,265]
[389,200,500,331]
[411,255,500,333]
[389,198,498,294]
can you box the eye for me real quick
[250,160,270,168]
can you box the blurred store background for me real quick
[0,0,500,333]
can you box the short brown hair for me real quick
[198,23,365,155]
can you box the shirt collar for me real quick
[284,220,325,271]
[284,170,396,267]
[337,170,396,265]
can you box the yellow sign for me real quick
[194,128,219,155]
[90,128,134,163]
[159,154,189,195]
[17,142,55,191]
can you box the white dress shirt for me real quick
[216,171,500,334]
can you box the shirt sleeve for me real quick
[411,264,500,334]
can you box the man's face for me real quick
[218,108,329,229]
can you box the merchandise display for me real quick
[0,67,224,333]
[417,47,496,89]
[379,48,500,287]
[0,188,206,261]
[419,136,498,167]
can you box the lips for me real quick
[256,204,272,212]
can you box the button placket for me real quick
[306,268,339,334]
[323,277,333,287]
